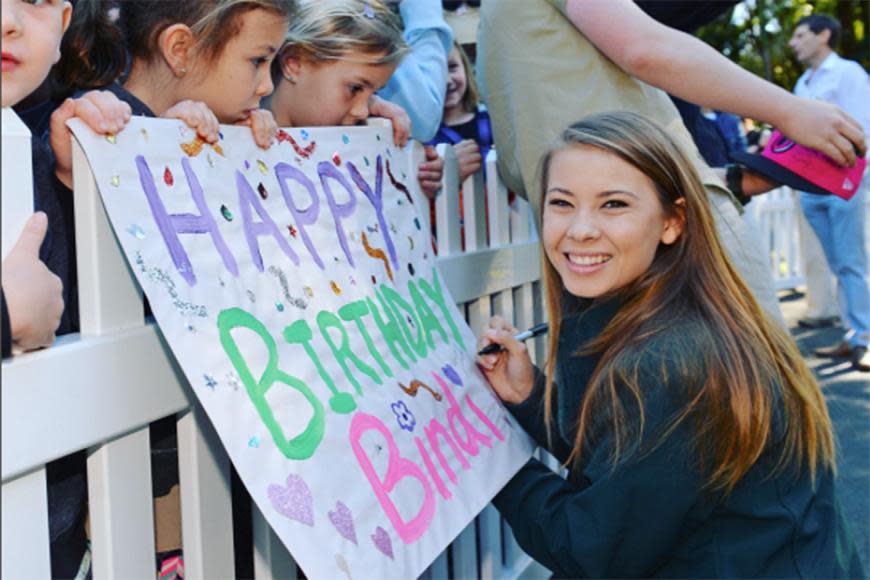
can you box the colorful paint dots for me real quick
[331,281,342,295]
[332,152,342,166]
[140,128,148,141]
[185,321,196,333]
[257,182,268,199]
[203,374,218,390]
[207,153,215,167]
[408,236,414,250]
[442,364,463,387]
[126,224,146,239]
[220,205,233,221]
[300,129,310,140]
[110,175,120,187]
[304,286,314,298]
[376,134,381,141]
[288,224,298,237]
[219,132,224,140]
[248,436,260,448]
[414,217,421,230]
[341,134,350,144]
[257,159,268,174]
[364,156,370,167]
[244,160,251,170]
[163,166,174,186]
[276,302,285,312]
[408,263,415,276]
[105,133,117,144]
[246,289,256,302]
[371,275,377,284]
[268,474,314,527]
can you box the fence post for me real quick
[1,108,33,259]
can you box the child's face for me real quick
[1,0,72,107]
[280,51,396,127]
[444,47,467,111]
[182,9,288,123]
[542,145,682,299]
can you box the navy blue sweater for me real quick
[494,298,863,578]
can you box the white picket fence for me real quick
[0,116,809,580]
[0,120,551,580]
[744,187,807,291]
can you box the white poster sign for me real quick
[69,117,532,579]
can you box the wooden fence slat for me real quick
[486,151,510,247]
[253,504,298,580]
[435,144,463,256]
[1,468,51,579]
[1,327,191,481]
[87,427,156,579]
[178,407,235,579]
[72,141,143,336]
[464,171,488,251]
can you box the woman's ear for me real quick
[661,198,686,245]
[158,23,196,78]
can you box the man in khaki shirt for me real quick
[477,0,866,323]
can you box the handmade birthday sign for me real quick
[68,117,533,579]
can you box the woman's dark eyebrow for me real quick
[546,187,573,196]
[598,189,639,200]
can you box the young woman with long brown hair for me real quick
[477,111,862,578]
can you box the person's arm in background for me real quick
[378,0,453,142]
[558,0,866,166]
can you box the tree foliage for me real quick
[697,0,868,90]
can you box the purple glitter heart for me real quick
[442,364,463,387]
[371,526,394,559]
[328,501,357,544]
[267,474,314,526]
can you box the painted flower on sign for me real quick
[390,401,416,432]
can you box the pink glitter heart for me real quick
[328,501,357,544]
[371,526,394,559]
[267,474,314,526]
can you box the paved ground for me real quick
[778,290,870,571]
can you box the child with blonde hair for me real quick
[266,0,443,197]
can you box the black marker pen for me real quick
[477,323,549,356]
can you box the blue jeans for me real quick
[800,183,870,348]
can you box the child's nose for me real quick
[348,98,369,123]
[2,0,21,35]
[255,73,275,98]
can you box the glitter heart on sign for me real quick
[328,501,357,544]
[268,474,314,526]
[335,554,352,580]
[371,526,394,559]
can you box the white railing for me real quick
[744,187,806,291]
[1,121,550,580]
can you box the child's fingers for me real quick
[248,110,277,149]
[72,97,110,133]
[83,91,132,133]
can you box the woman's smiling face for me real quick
[542,145,683,298]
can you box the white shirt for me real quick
[794,52,870,136]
